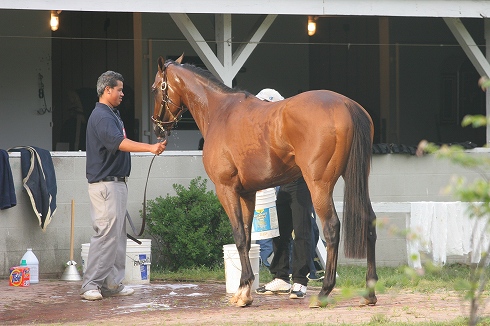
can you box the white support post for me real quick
[486,18,490,145]
[315,236,327,270]
[215,14,233,86]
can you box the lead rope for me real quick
[126,136,167,244]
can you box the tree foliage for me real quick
[416,76,490,325]
[145,176,234,271]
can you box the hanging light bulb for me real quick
[307,16,317,36]
[50,10,60,31]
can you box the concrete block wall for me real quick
[0,151,209,279]
[332,152,484,266]
[0,149,487,278]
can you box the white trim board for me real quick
[0,1,489,18]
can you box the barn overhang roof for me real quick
[0,0,488,18]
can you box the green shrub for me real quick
[145,176,234,271]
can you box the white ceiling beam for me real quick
[169,13,225,82]
[444,17,490,78]
[1,1,490,18]
[170,13,276,88]
[231,15,277,78]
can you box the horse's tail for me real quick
[342,101,374,259]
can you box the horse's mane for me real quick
[166,59,250,97]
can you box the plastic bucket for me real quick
[81,239,151,284]
[252,188,280,240]
[223,244,260,294]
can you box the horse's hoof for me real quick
[309,295,328,308]
[359,295,377,306]
[229,294,253,307]
[235,298,253,307]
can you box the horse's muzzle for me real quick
[153,124,167,139]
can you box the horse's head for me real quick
[151,54,186,139]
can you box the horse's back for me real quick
[280,90,365,146]
[288,90,368,118]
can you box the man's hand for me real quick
[151,139,167,155]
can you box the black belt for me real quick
[100,176,127,183]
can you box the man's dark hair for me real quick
[96,71,124,97]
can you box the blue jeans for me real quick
[256,239,273,267]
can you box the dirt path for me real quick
[0,280,480,325]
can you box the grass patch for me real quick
[152,263,485,294]
[151,265,226,282]
[333,264,474,292]
[356,317,488,326]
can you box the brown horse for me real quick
[152,54,377,308]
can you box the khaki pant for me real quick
[80,181,128,295]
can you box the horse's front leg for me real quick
[216,187,255,307]
[230,194,256,307]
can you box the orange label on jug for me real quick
[9,266,30,287]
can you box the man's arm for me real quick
[119,138,166,155]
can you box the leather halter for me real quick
[151,60,187,138]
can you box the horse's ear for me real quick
[157,56,165,72]
[175,53,184,64]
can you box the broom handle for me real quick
[70,199,75,261]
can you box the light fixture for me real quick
[307,16,317,36]
[50,10,61,31]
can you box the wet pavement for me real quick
[2,279,326,325]
[1,279,232,325]
[0,278,477,325]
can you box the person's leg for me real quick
[290,177,312,287]
[256,186,293,295]
[309,210,320,279]
[256,239,273,267]
[101,182,128,295]
[80,182,126,295]
[269,187,293,282]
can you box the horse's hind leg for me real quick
[309,191,340,308]
[361,206,378,305]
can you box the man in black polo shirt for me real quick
[80,71,166,301]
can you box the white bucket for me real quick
[252,188,280,240]
[81,243,89,274]
[81,239,151,284]
[223,244,260,294]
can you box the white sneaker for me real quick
[104,286,134,297]
[255,278,291,294]
[81,289,103,301]
[289,283,307,299]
